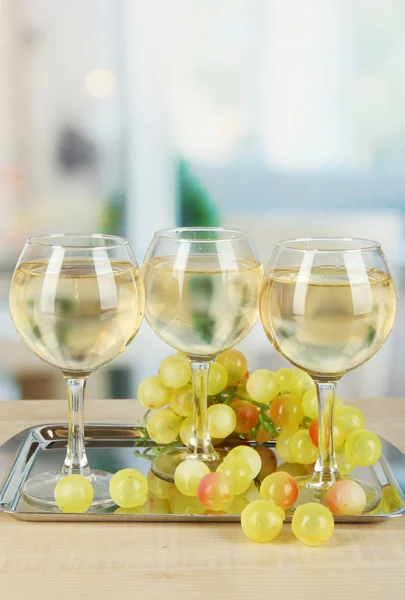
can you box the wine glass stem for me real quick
[312,379,340,486]
[62,377,91,476]
[188,361,218,461]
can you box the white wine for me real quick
[260,267,396,376]
[10,259,145,375]
[143,255,263,357]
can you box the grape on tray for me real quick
[132,348,386,542]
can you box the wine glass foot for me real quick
[20,470,115,512]
[151,449,225,483]
[290,476,381,514]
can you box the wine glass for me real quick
[142,227,263,480]
[9,234,145,510]
[260,238,396,511]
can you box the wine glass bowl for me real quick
[143,227,263,480]
[9,234,145,510]
[260,238,396,512]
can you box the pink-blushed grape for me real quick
[197,472,235,511]
[325,479,366,516]
[260,471,299,510]
[269,394,304,430]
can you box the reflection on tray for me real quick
[0,424,404,521]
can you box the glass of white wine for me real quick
[260,238,396,511]
[9,234,145,510]
[143,227,263,480]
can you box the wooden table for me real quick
[0,398,404,600]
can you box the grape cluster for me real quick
[51,349,390,548]
[138,350,382,478]
[133,349,388,544]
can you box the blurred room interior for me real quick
[1,0,405,401]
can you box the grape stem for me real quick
[258,411,279,438]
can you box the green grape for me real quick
[159,355,192,389]
[197,472,235,511]
[114,504,148,514]
[335,448,355,476]
[147,408,182,444]
[54,474,94,513]
[147,471,175,500]
[225,482,260,514]
[216,349,248,386]
[302,388,343,419]
[302,388,318,420]
[260,471,299,510]
[277,462,308,477]
[227,445,262,479]
[171,492,206,515]
[246,369,279,404]
[325,479,366,516]
[381,484,403,514]
[109,469,148,508]
[276,368,294,394]
[332,421,346,450]
[174,459,210,496]
[137,376,171,409]
[292,503,334,546]
[241,500,285,543]
[345,429,381,467]
[225,494,250,514]
[208,362,229,395]
[289,430,318,465]
[147,495,171,514]
[276,430,296,463]
[244,481,261,503]
[269,393,304,429]
[367,501,383,516]
[207,404,236,438]
[170,384,194,417]
[217,457,253,495]
[180,415,193,446]
[335,406,365,437]
[290,370,314,399]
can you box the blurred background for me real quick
[1,0,405,401]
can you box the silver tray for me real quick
[0,423,404,522]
